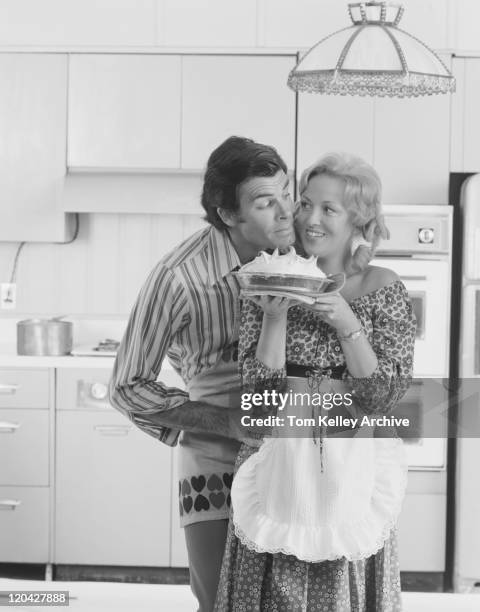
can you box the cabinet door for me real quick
[297,95,375,179]
[374,91,450,205]
[0,54,73,242]
[0,486,49,563]
[453,0,480,52]
[181,55,296,170]
[161,0,257,47]
[68,55,181,169]
[55,409,172,566]
[0,409,49,486]
[260,0,448,50]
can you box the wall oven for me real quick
[374,205,452,578]
[375,205,452,471]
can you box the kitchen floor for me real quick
[1,579,480,611]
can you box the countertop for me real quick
[0,347,179,372]
[0,345,116,369]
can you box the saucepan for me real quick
[17,316,73,356]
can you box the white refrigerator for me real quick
[455,173,480,592]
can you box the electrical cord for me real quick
[3,213,80,303]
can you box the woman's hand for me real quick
[247,295,296,320]
[306,292,360,335]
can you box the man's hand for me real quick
[229,406,275,446]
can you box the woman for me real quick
[214,153,416,612]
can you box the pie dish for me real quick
[236,248,345,303]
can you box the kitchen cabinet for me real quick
[181,55,297,170]
[0,0,155,47]
[161,0,257,47]
[450,57,480,172]
[0,54,74,242]
[68,54,182,169]
[260,0,449,51]
[0,368,51,563]
[452,0,480,52]
[55,368,172,566]
[373,90,450,205]
[297,78,450,204]
[297,95,375,173]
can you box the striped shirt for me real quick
[109,225,242,446]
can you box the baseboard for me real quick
[1,563,444,592]
[400,572,444,592]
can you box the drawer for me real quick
[0,409,49,485]
[0,369,50,409]
[0,486,49,563]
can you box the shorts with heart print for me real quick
[177,430,241,527]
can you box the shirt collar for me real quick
[207,226,242,286]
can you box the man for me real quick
[109,135,294,611]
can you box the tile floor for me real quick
[1,578,480,611]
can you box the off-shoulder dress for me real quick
[214,279,416,612]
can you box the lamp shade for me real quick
[287,1,455,97]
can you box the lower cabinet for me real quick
[0,367,51,564]
[55,368,172,566]
[0,486,49,563]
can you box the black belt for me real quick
[286,363,346,380]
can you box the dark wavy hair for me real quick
[201,136,288,230]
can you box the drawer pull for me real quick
[0,499,21,510]
[0,383,19,395]
[94,425,131,436]
[0,421,20,433]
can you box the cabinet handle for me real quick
[94,425,131,436]
[400,276,428,282]
[0,499,21,510]
[0,383,19,395]
[0,421,20,433]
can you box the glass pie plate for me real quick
[235,272,346,304]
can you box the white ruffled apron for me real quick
[231,375,408,562]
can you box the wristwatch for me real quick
[338,327,363,342]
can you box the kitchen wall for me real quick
[0,214,206,317]
[0,0,478,318]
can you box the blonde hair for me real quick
[298,152,389,273]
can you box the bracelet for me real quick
[338,327,363,342]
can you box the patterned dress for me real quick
[214,279,416,612]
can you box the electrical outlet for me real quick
[1,283,16,309]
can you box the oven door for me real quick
[373,257,450,469]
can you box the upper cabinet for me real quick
[68,54,182,170]
[67,54,296,173]
[160,0,257,47]
[181,55,297,171]
[297,81,451,205]
[373,91,450,205]
[0,53,74,242]
[297,95,375,173]
[452,0,480,52]
[259,0,449,51]
[451,58,480,173]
